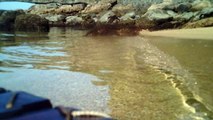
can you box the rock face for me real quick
[1,0,212,32]
[183,17,213,28]
[135,0,213,30]
[0,10,25,31]
[15,14,49,32]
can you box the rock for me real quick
[148,2,174,11]
[66,15,95,29]
[174,12,195,22]
[142,9,173,23]
[183,17,213,28]
[192,7,213,21]
[81,3,111,14]
[166,10,177,18]
[98,11,118,24]
[112,4,134,16]
[45,15,66,26]
[117,12,136,27]
[81,0,117,14]
[0,10,25,31]
[28,4,58,14]
[191,0,212,11]
[198,7,213,19]
[174,3,192,13]
[15,14,49,32]
[82,15,96,28]
[55,4,86,14]
[135,18,156,30]
[136,8,186,30]
[66,16,83,26]
[120,12,136,21]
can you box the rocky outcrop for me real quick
[183,17,213,28]
[135,0,213,30]
[15,14,49,32]
[0,10,25,31]
[1,0,212,32]
[55,4,87,14]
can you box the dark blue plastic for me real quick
[0,91,52,119]
[11,109,64,120]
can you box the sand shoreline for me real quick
[140,27,213,40]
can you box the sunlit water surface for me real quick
[0,28,212,120]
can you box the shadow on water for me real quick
[0,28,212,120]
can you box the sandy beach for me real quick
[140,27,213,40]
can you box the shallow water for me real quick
[0,28,212,120]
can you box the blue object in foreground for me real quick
[0,88,113,120]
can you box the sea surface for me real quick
[0,28,212,120]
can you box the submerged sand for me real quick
[140,27,213,40]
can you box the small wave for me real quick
[137,37,213,119]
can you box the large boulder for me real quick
[191,0,212,11]
[15,14,49,32]
[0,10,25,31]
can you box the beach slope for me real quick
[140,27,213,40]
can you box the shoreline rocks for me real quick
[15,14,49,32]
[0,0,213,33]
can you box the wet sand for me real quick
[140,27,213,40]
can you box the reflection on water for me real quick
[0,28,212,120]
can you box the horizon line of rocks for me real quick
[0,0,213,33]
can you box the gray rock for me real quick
[174,12,195,22]
[99,11,117,23]
[166,10,177,18]
[0,10,25,31]
[174,3,192,13]
[199,7,213,19]
[191,0,212,11]
[192,7,213,21]
[66,16,83,26]
[15,14,49,32]
[147,2,173,11]
[143,9,173,23]
[45,15,66,26]
[120,12,136,21]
